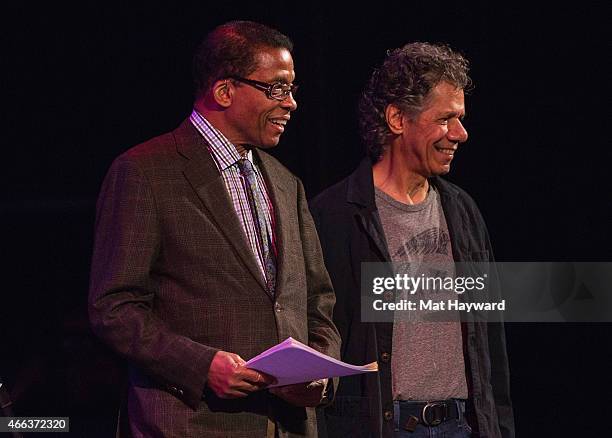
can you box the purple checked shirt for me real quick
[190,109,276,285]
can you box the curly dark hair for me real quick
[359,42,472,162]
[192,21,293,99]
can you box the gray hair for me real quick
[359,42,472,162]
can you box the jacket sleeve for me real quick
[88,156,217,410]
[477,206,515,438]
[296,179,341,387]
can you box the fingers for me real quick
[261,371,277,385]
[207,351,276,399]
[232,354,247,367]
[242,368,277,386]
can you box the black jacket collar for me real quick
[347,157,460,208]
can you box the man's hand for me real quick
[207,351,276,399]
[269,379,327,407]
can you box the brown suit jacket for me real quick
[88,119,340,437]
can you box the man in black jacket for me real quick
[310,43,514,437]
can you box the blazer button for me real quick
[384,410,393,421]
[274,302,282,313]
[380,352,391,363]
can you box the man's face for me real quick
[226,47,297,149]
[399,81,468,177]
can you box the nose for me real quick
[281,92,297,111]
[448,118,468,143]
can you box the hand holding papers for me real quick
[246,337,378,387]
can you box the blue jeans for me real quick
[393,400,472,437]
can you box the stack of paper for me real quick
[246,337,378,387]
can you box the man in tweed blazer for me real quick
[89,21,340,437]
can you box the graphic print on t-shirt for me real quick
[374,186,469,401]
[393,227,451,258]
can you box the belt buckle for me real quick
[421,402,446,426]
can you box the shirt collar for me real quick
[189,109,253,171]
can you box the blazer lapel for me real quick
[173,120,267,293]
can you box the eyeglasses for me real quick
[229,76,298,101]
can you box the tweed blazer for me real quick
[89,118,340,437]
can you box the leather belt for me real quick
[397,399,462,432]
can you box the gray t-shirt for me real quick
[375,186,468,401]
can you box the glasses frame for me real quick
[229,76,298,101]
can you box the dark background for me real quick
[2,3,610,437]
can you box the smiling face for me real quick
[399,81,468,177]
[224,47,297,149]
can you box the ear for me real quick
[211,79,233,108]
[385,104,404,134]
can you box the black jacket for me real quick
[310,159,514,438]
